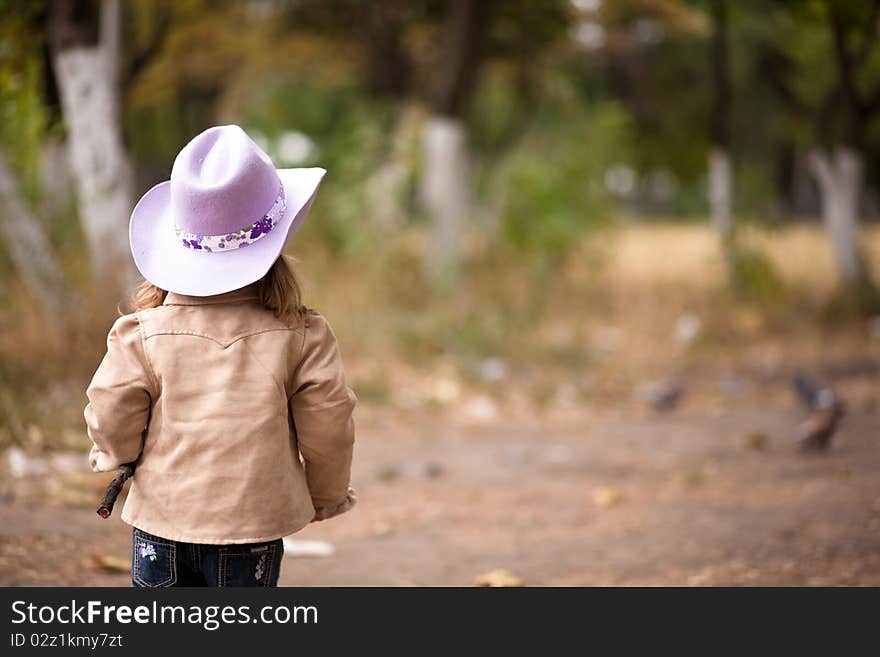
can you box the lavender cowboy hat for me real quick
[129,124,325,296]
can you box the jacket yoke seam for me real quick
[288,319,309,400]
[134,312,161,395]
[142,326,302,349]
[241,338,285,400]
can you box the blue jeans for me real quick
[131,527,284,587]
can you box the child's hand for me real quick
[310,487,357,522]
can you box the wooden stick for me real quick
[96,463,135,519]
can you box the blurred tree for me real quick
[420,0,490,282]
[418,0,571,278]
[589,0,710,211]
[758,0,879,304]
[273,0,570,269]
[0,0,70,316]
[0,153,70,316]
[278,0,428,99]
[708,0,733,277]
[47,0,134,286]
[276,0,437,243]
[736,5,807,218]
[805,0,879,298]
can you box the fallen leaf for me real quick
[743,432,769,450]
[474,568,524,587]
[91,554,129,573]
[593,486,622,507]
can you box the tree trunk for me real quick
[49,0,134,287]
[362,4,411,98]
[366,104,420,231]
[708,148,733,247]
[420,117,470,281]
[0,153,71,318]
[808,147,868,284]
[419,0,488,282]
[709,0,734,279]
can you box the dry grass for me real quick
[599,222,879,295]
[1,222,879,447]
[306,222,880,416]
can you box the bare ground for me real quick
[1,402,878,587]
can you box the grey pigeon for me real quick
[792,372,845,451]
[638,379,685,412]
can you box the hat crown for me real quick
[169,125,280,237]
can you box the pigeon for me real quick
[638,379,685,412]
[793,373,827,409]
[792,373,845,451]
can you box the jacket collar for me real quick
[163,283,260,306]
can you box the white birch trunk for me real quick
[366,106,421,230]
[0,153,70,316]
[807,147,864,284]
[419,115,470,281]
[38,141,74,218]
[709,148,733,239]
[51,0,134,284]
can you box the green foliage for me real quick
[730,243,787,304]
[123,0,395,254]
[468,64,528,156]
[823,265,880,318]
[242,82,395,254]
[494,94,630,257]
[381,235,431,310]
[0,0,52,197]
[624,41,711,183]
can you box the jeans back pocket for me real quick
[132,528,177,588]
[217,539,282,587]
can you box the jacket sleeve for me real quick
[84,313,156,472]
[289,312,357,520]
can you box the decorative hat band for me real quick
[174,185,286,252]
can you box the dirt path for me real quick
[1,406,878,586]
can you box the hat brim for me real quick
[129,167,325,296]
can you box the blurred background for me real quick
[0,0,879,586]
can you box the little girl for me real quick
[84,125,356,587]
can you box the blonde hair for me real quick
[130,255,307,324]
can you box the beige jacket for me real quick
[84,285,356,544]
